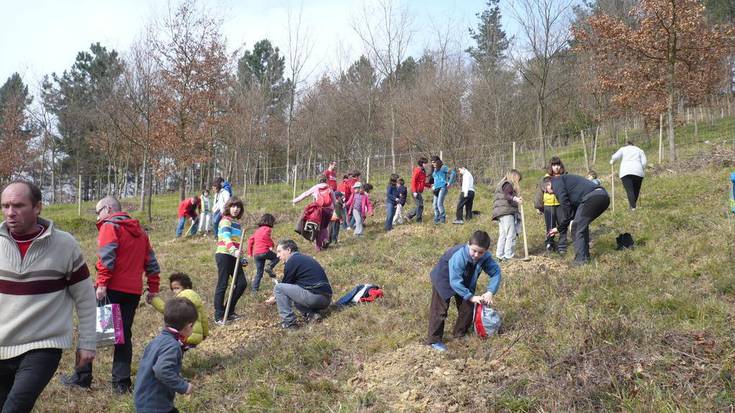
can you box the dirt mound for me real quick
[351,343,511,412]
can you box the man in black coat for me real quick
[545,174,610,265]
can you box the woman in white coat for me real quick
[610,141,647,210]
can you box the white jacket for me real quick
[460,170,475,197]
[212,189,231,214]
[610,145,647,178]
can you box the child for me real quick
[338,174,352,229]
[392,178,408,225]
[134,297,197,413]
[345,182,373,237]
[329,192,345,244]
[427,230,501,352]
[492,169,523,261]
[533,157,567,253]
[454,167,475,224]
[430,156,455,224]
[587,170,601,186]
[385,174,400,231]
[247,213,279,292]
[151,273,209,346]
[198,189,212,235]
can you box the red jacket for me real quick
[324,169,338,191]
[95,212,160,295]
[338,179,352,201]
[177,198,199,218]
[247,225,275,256]
[411,166,431,193]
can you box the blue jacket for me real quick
[432,165,455,190]
[134,329,189,413]
[282,252,333,296]
[396,186,408,206]
[386,184,399,205]
[430,244,501,301]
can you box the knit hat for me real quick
[352,182,362,189]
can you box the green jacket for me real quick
[151,289,209,345]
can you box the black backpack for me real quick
[616,233,634,250]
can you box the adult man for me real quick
[268,239,332,328]
[454,167,475,224]
[406,157,431,222]
[323,161,338,191]
[427,230,501,352]
[1,181,96,411]
[546,174,610,265]
[175,196,200,238]
[63,196,160,393]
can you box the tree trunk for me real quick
[537,102,545,167]
[667,61,677,162]
[139,148,148,213]
[179,167,187,201]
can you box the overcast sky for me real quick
[0,0,523,92]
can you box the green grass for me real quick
[30,118,735,412]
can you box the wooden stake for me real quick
[512,142,516,169]
[292,164,298,203]
[581,130,590,172]
[611,163,615,213]
[366,156,371,183]
[658,114,664,164]
[77,173,82,216]
[519,201,530,261]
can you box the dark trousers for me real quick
[384,202,396,231]
[214,253,247,320]
[407,193,424,222]
[75,290,140,387]
[426,286,474,344]
[571,190,610,264]
[543,205,568,252]
[621,175,643,209]
[252,251,279,291]
[212,211,223,235]
[328,220,340,244]
[455,190,475,221]
[0,348,62,413]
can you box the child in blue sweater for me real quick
[134,298,198,413]
[385,174,400,231]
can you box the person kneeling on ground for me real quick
[427,230,502,352]
[150,273,209,347]
[265,239,333,329]
[134,297,197,413]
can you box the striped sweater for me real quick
[216,217,242,256]
[0,218,97,360]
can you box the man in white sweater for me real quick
[0,181,96,412]
[610,141,647,210]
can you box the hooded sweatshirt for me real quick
[95,212,161,295]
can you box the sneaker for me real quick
[305,312,323,323]
[280,321,298,330]
[430,342,448,352]
[545,242,553,251]
[60,374,91,389]
[227,313,242,321]
[453,220,464,225]
[265,268,276,278]
[214,319,226,326]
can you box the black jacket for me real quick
[282,252,333,296]
[551,174,602,231]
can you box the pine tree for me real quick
[467,0,510,74]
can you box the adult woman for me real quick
[293,175,336,251]
[430,156,455,224]
[610,141,647,210]
[213,197,247,324]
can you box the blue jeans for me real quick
[432,187,447,223]
[212,211,223,235]
[384,202,396,231]
[252,251,279,291]
[176,216,198,237]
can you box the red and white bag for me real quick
[473,303,501,338]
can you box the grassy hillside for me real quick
[31,122,735,412]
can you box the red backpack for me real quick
[316,187,333,207]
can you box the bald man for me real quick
[62,196,161,394]
[1,181,96,412]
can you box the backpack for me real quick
[473,303,501,338]
[316,187,333,207]
[302,221,320,242]
[616,233,635,250]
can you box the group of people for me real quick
[0,141,647,412]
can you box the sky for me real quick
[0,0,519,92]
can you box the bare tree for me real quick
[285,1,315,182]
[352,0,414,172]
[510,0,574,166]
